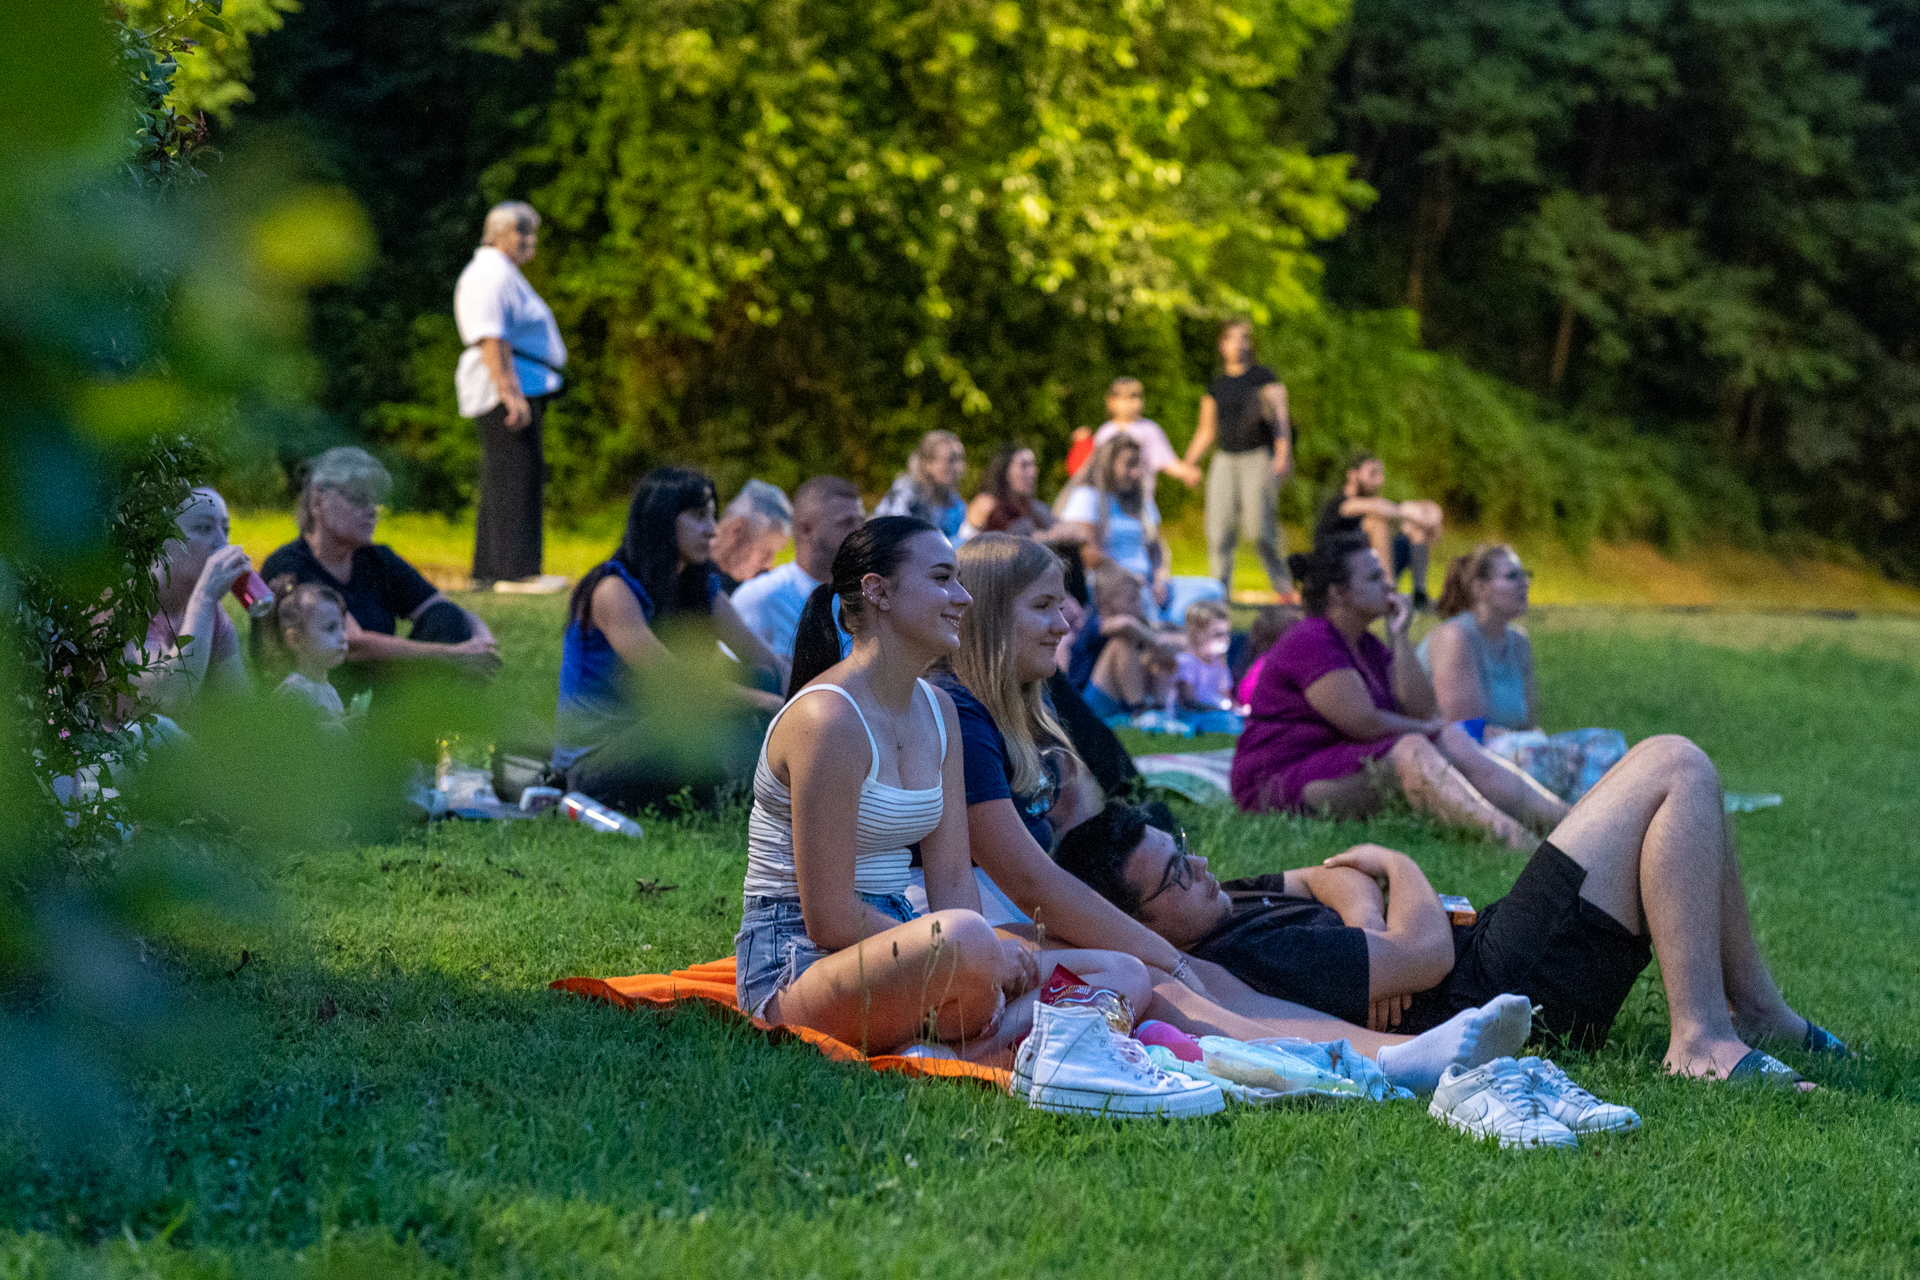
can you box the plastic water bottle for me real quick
[561,792,644,838]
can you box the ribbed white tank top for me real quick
[741,679,947,898]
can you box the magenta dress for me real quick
[1229,616,1400,811]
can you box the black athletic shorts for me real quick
[1407,840,1653,1049]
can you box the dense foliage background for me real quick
[196,0,1918,577]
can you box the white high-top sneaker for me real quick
[1009,1025,1040,1099]
[1519,1057,1642,1134]
[1023,1004,1224,1118]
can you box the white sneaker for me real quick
[1430,1057,1578,1149]
[1009,1029,1039,1099]
[1024,1005,1223,1118]
[1520,1057,1641,1134]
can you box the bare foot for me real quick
[1665,1036,1817,1091]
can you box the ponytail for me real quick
[1434,543,1518,619]
[784,514,940,697]
[789,584,845,694]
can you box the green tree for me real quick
[1327,0,1920,576]
[500,0,1368,503]
[120,0,303,124]
[2,0,370,1149]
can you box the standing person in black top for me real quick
[260,447,501,703]
[1314,451,1445,611]
[1179,319,1294,599]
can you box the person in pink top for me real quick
[1229,533,1567,849]
[1067,377,1202,510]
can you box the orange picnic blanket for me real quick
[552,957,1011,1089]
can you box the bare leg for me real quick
[1546,736,1814,1083]
[1147,962,1408,1055]
[1148,962,1536,1090]
[1386,733,1534,849]
[1714,808,1809,1046]
[1299,768,1389,819]
[953,946,1154,1066]
[1092,641,1151,707]
[766,909,1009,1057]
[1360,514,1396,586]
[1433,723,1569,832]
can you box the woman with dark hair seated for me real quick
[261,447,500,702]
[553,467,787,814]
[737,516,1154,1065]
[962,443,1066,541]
[1229,534,1568,849]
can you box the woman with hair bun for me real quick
[1229,534,1568,848]
[739,518,1150,1062]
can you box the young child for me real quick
[255,576,352,731]
[1080,377,1203,499]
[1171,599,1241,734]
[1084,561,1180,725]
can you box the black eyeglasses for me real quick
[1135,826,1192,909]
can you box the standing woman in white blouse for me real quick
[454,201,567,589]
[735,516,1151,1063]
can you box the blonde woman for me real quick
[929,534,1538,1085]
[873,429,967,538]
[1057,435,1224,625]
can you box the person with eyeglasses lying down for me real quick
[917,533,1545,1092]
[1055,734,1851,1089]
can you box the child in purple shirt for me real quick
[1170,600,1241,734]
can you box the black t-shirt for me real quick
[1188,875,1375,1029]
[260,539,438,636]
[1189,874,1470,1034]
[1209,365,1280,453]
[1314,493,1364,544]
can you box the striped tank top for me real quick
[741,679,947,898]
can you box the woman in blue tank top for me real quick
[553,467,787,813]
[1419,544,1628,800]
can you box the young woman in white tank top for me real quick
[734,517,1152,1065]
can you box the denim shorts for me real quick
[734,891,918,1019]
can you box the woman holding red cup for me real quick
[133,486,253,717]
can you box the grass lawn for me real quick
[225,506,1920,615]
[4,602,1919,1277]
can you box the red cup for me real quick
[232,570,275,618]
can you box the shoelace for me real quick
[1529,1059,1601,1109]
[1107,1032,1180,1085]
[1488,1067,1552,1119]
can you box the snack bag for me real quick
[1037,964,1134,1034]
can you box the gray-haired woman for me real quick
[454,200,566,587]
[260,447,500,700]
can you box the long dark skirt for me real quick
[472,394,548,584]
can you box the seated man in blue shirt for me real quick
[1056,735,1844,1087]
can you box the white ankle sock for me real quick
[1376,994,1534,1093]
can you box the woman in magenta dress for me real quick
[1229,534,1566,849]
